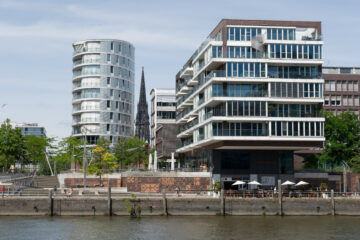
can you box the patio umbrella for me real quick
[248,181,261,185]
[295,181,309,186]
[232,180,246,186]
[281,180,295,186]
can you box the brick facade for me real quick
[121,177,211,193]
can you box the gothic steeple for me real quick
[135,67,150,143]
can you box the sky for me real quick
[0,0,359,140]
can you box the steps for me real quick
[32,176,59,188]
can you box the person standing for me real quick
[1,186,5,198]
[53,186,57,196]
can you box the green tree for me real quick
[123,137,148,168]
[349,154,360,173]
[0,119,23,172]
[88,146,118,185]
[320,111,360,169]
[53,136,83,173]
[23,135,55,174]
[113,137,127,169]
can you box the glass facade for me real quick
[270,82,323,98]
[72,39,135,144]
[267,28,296,40]
[269,44,322,59]
[226,62,266,77]
[212,83,267,97]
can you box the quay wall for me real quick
[2,196,360,216]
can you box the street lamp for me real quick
[81,126,90,189]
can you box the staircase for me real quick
[32,176,59,189]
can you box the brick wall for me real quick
[121,177,211,193]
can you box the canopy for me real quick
[295,181,309,186]
[281,180,295,186]
[248,181,261,185]
[232,180,246,186]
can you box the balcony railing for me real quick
[73,58,101,67]
[176,106,193,121]
[179,118,199,132]
[212,128,269,137]
[268,71,323,79]
[269,110,323,118]
[301,35,322,41]
[177,70,225,106]
[204,110,226,120]
[73,47,100,56]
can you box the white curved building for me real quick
[72,39,135,145]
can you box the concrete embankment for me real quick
[1,195,360,216]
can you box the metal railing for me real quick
[212,128,269,137]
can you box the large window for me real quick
[269,44,322,60]
[227,62,266,77]
[269,104,322,117]
[212,122,268,137]
[82,65,100,75]
[271,121,323,137]
[212,83,267,97]
[268,66,320,79]
[227,27,262,41]
[228,101,266,117]
[227,46,262,58]
[267,28,295,40]
[270,82,323,98]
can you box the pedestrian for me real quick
[1,186,4,198]
[66,188,73,198]
[175,186,180,197]
[53,186,57,196]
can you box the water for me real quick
[0,216,359,240]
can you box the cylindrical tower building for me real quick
[72,39,135,145]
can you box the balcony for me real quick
[212,128,269,137]
[268,71,323,79]
[73,47,100,56]
[177,70,225,106]
[73,58,101,67]
[204,110,226,121]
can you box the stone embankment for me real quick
[1,190,360,216]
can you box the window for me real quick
[107,77,110,85]
[107,54,110,61]
[110,112,113,120]
[110,66,114,73]
[107,124,110,131]
[107,100,110,108]
[110,42,113,50]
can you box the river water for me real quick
[0,216,359,240]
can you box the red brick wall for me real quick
[121,177,211,193]
[64,176,211,193]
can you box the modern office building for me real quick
[175,19,325,188]
[72,39,135,145]
[150,88,178,160]
[13,123,46,138]
[323,66,360,116]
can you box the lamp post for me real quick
[81,127,90,189]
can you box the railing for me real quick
[212,128,269,137]
[204,110,226,120]
[269,110,323,118]
[73,47,100,55]
[72,107,101,112]
[177,70,225,106]
[176,106,193,121]
[268,72,323,79]
[212,90,268,98]
[73,58,101,67]
[301,35,322,41]
[73,94,101,100]
[178,139,193,148]
[179,118,199,132]
[197,134,204,141]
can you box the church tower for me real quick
[135,67,150,143]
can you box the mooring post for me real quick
[277,179,282,216]
[108,180,112,216]
[331,189,335,216]
[49,189,53,217]
[220,189,225,216]
[162,189,168,216]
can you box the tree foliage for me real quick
[0,119,23,172]
[88,146,118,185]
[120,137,148,168]
[320,111,360,169]
[52,136,84,173]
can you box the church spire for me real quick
[135,67,150,143]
